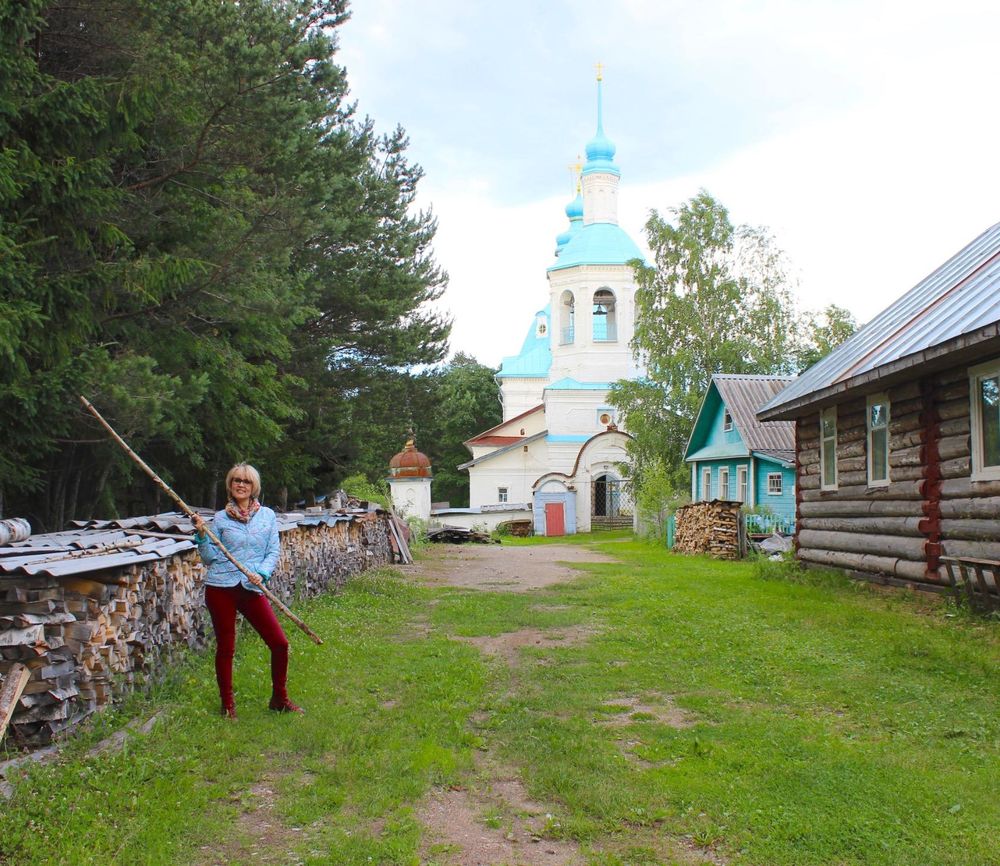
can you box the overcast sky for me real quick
[338,0,1000,368]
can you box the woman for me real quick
[192,463,303,718]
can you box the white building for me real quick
[459,75,642,535]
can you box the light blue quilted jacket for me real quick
[196,506,280,593]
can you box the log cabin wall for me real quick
[793,359,1000,591]
[0,514,392,746]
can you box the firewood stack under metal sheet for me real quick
[0,505,394,747]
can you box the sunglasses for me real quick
[231,478,253,486]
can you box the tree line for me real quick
[611,190,857,499]
[0,0,499,529]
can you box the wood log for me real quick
[940,478,1000,498]
[797,547,928,582]
[940,539,1000,561]
[837,470,870,487]
[937,379,970,401]
[939,497,1000,518]
[798,500,923,518]
[891,397,925,418]
[939,416,970,437]
[799,447,820,466]
[940,456,971,479]
[889,444,923,468]
[937,434,970,461]
[799,516,923,536]
[889,414,924,436]
[839,456,867,474]
[888,381,923,402]
[0,663,31,742]
[937,398,968,421]
[836,440,866,459]
[890,429,924,451]
[800,481,924,501]
[798,473,820,490]
[890,465,925,482]
[939,519,1000,542]
[933,366,969,388]
[838,426,867,446]
[797,529,926,559]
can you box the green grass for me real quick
[1,541,997,865]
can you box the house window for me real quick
[719,467,731,500]
[497,487,508,503]
[767,473,783,495]
[820,407,838,489]
[723,409,733,432]
[867,393,890,486]
[970,359,1000,481]
[702,468,712,501]
[737,466,748,503]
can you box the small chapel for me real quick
[456,72,644,535]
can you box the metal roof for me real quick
[759,221,1000,420]
[0,506,380,580]
[712,374,796,454]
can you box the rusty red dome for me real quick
[389,438,432,478]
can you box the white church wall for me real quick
[468,441,549,508]
[500,378,546,422]
[388,477,432,521]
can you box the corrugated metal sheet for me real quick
[0,505,379,579]
[760,221,1000,419]
[713,374,796,454]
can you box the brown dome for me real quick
[389,438,432,478]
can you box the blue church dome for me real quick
[582,77,619,177]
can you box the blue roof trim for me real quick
[685,443,750,462]
[547,434,590,443]
[548,222,645,271]
[546,378,612,391]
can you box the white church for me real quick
[391,74,644,535]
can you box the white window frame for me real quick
[866,392,890,487]
[970,359,1000,481]
[719,467,731,500]
[702,468,712,501]
[723,409,733,432]
[497,487,508,503]
[820,406,838,490]
[737,466,748,503]
[767,472,783,496]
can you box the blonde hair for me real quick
[225,463,261,500]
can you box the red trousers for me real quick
[204,584,289,708]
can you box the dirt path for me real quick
[403,542,617,592]
[400,543,720,866]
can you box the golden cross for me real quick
[595,61,604,81]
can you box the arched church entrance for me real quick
[591,473,631,529]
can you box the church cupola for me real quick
[554,177,584,257]
[581,65,620,227]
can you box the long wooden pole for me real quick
[79,396,323,645]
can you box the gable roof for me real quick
[759,221,1000,421]
[464,404,544,447]
[457,430,547,471]
[685,374,795,462]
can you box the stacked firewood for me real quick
[0,509,394,747]
[673,500,746,559]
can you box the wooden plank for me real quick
[0,663,31,743]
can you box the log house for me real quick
[758,222,1000,595]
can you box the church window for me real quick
[592,289,617,342]
[560,291,575,345]
[498,487,508,503]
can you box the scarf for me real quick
[226,498,260,523]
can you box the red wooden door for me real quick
[545,502,565,537]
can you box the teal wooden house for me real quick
[685,374,797,533]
